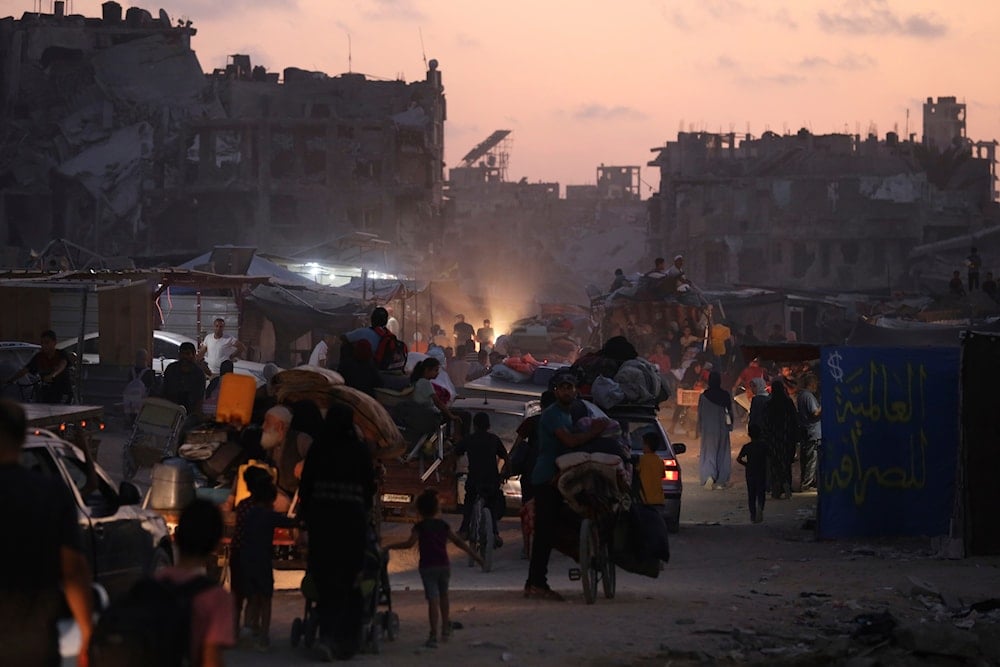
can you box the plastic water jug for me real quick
[215,373,257,426]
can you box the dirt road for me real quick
[97,420,1000,665]
[225,426,1000,666]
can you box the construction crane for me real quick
[459,130,512,181]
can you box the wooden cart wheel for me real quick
[580,519,598,604]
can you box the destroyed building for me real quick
[648,99,999,293]
[446,131,647,305]
[0,2,446,265]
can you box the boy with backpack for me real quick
[90,499,234,666]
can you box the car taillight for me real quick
[662,459,679,481]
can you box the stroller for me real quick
[291,525,399,654]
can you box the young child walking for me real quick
[385,489,483,648]
[737,424,768,523]
[230,466,296,651]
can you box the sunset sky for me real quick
[9,0,1000,194]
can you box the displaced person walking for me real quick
[298,403,376,661]
[796,374,821,492]
[0,399,93,666]
[763,380,799,499]
[737,424,768,523]
[524,372,608,601]
[696,371,734,489]
[747,376,770,435]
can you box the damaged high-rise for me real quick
[0,2,446,264]
[649,104,998,292]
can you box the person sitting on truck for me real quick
[644,257,667,279]
[455,412,509,547]
[609,268,632,292]
[3,330,74,404]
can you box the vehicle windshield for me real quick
[616,418,670,454]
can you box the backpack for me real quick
[123,368,152,415]
[89,575,215,667]
[373,327,408,372]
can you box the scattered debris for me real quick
[851,611,898,645]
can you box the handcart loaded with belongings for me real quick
[550,414,671,604]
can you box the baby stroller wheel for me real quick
[383,611,400,641]
[290,617,303,647]
[303,615,318,648]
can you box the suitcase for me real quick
[215,373,257,426]
[200,441,246,480]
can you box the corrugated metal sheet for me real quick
[155,292,239,342]
[51,290,100,339]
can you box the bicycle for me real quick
[466,491,494,573]
[7,376,71,405]
[577,517,615,604]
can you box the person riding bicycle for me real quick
[3,330,73,404]
[454,412,508,547]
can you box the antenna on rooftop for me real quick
[419,28,428,70]
[347,33,352,73]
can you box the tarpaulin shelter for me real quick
[244,284,360,342]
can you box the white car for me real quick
[57,330,273,386]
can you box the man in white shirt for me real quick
[308,333,337,368]
[385,306,400,338]
[197,318,245,374]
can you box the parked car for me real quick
[57,330,271,386]
[19,429,173,601]
[0,341,40,401]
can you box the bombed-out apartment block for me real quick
[0,3,445,264]
[649,111,998,292]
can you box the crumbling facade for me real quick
[648,122,998,293]
[446,137,647,305]
[0,3,446,265]
[152,56,446,258]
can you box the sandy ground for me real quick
[96,416,1000,666]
